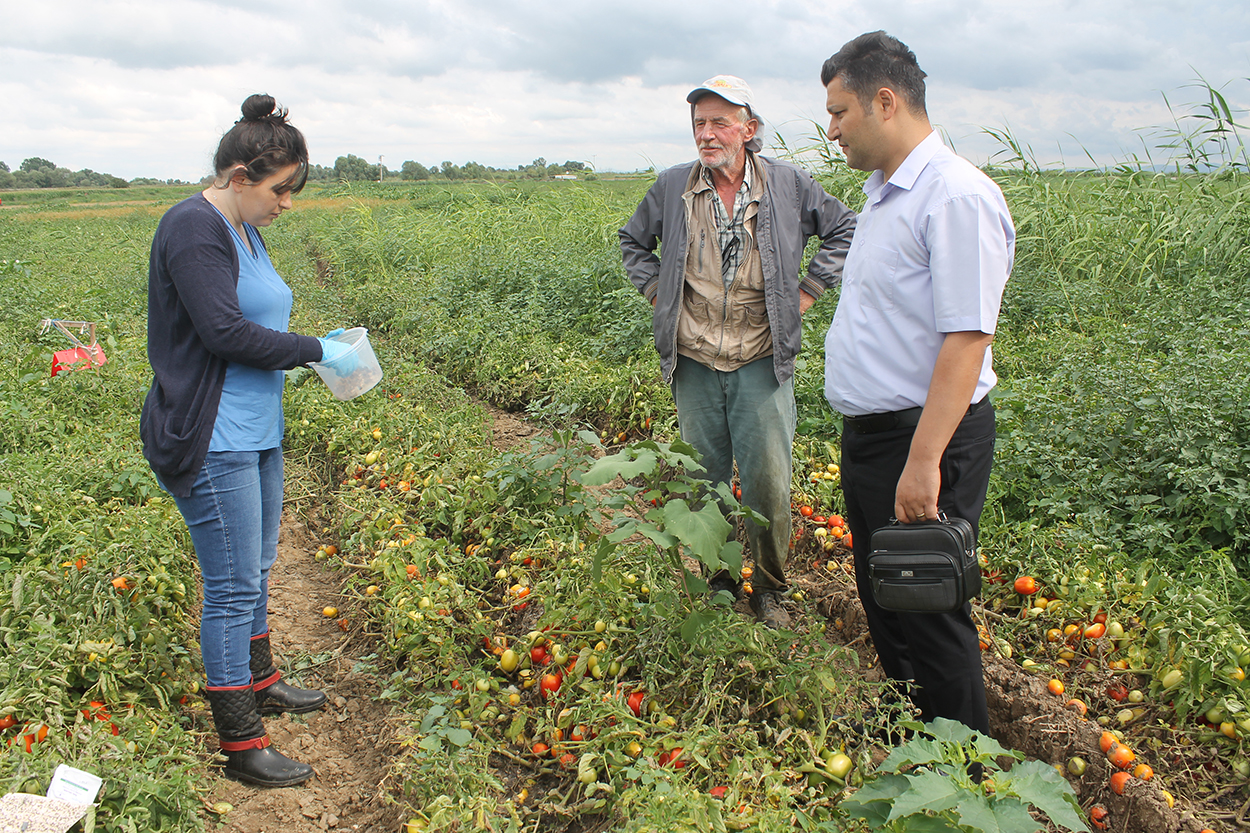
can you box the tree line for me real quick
[0,155,592,191]
[314,154,591,182]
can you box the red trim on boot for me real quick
[250,630,271,641]
[220,735,272,752]
[253,670,282,691]
[205,682,254,692]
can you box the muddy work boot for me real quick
[204,686,314,788]
[250,631,328,715]
[749,590,792,629]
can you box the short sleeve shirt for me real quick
[824,131,1015,416]
[208,215,292,451]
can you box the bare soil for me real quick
[200,515,405,833]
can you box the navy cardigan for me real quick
[140,194,322,496]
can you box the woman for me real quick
[141,94,352,787]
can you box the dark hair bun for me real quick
[240,94,284,123]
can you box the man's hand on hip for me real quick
[799,289,817,315]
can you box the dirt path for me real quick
[204,514,403,833]
[200,406,539,831]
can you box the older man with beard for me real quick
[620,75,856,628]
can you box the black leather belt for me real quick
[843,398,987,435]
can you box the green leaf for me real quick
[418,734,443,752]
[680,609,711,643]
[881,737,947,771]
[969,732,1016,764]
[664,439,706,473]
[580,449,659,486]
[718,540,743,574]
[1004,761,1090,832]
[444,727,473,747]
[887,769,962,820]
[592,537,614,582]
[662,500,733,567]
[925,717,977,746]
[954,794,1041,833]
[900,815,965,832]
[635,524,679,551]
[840,773,910,825]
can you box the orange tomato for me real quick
[1099,731,1118,754]
[1084,622,1107,639]
[799,505,814,517]
[1047,679,1065,696]
[1131,763,1154,780]
[1110,771,1132,794]
[1013,575,1038,594]
[1107,742,1136,769]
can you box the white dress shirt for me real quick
[824,131,1015,416]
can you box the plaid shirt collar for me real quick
[700,155,755,287]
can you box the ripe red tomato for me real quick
[1106,684,1128,703]
[530,645,549,665]
[539,672,562,699]
[709,785,728,799]
[828,515,845,528]
[812,515,827,525]
[627,690,645,718]
[1084,622,1107,639]
[799,505,814,517]
[1013,576,1038,595]
[0,715,17,730]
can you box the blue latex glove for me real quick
[316,336,359,377]
[326,328,345,338]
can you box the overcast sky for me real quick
[2,0,1248,180]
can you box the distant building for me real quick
[553,174,578,181]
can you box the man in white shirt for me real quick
[821,32,1015,732]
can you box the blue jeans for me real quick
[168,448,283,687]
[672,356,795,592]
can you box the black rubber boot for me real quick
[250,632,328,715]
[204,686,314,787]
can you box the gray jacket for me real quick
[619,155,856,385]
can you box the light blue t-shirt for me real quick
[208,216,292,451]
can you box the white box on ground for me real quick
[46,764,102,805]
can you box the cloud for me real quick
[1,0,1247,178]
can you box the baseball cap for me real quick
[687,75,764,152]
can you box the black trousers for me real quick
[840,401,995,733]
